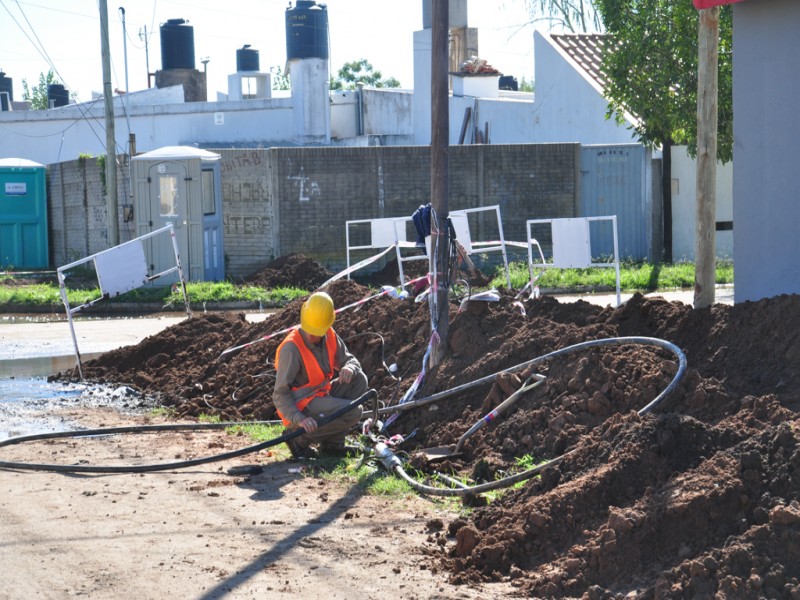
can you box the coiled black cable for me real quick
[0,390,376,474]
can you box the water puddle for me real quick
[0,378,89,440]
[0,353,156,440]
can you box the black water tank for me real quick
[0,72,13,102]
[160,18,195,70]
[47,83,69,107]
[236,45,260,72]
[499,75,518,91]
[286,1,329,60]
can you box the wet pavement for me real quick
[0,311,274,439]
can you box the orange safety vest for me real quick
[274,328,338,425]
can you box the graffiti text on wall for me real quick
[224,214,267,235]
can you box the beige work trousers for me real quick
[300,371,368,445]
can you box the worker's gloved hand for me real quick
[299,416,318,433]
[339,365,355,384]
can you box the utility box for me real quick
[0,158,48,269]
[131,146,224,282]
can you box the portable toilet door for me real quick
[131,146,224,282]
[200,158,224,281]
[0,158,48,269]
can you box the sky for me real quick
[0,0,537,103]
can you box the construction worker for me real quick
[273,291,367,459]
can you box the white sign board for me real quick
[93,239,150,297]
[552,218,592,268]
[5,182,27,196]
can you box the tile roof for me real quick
[550,34,609,89]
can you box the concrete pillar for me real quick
[289,58,331,145]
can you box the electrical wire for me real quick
[378,336,687,417]
[374,336,687,497]
[1,0,130,154]
[0,390,376,474]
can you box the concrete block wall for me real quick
[213,149,274,280]
[47,156,131,268]
[46,143,580,279]
[270,143,580,273]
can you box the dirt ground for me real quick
[0,407,508,600]
[4,254,800,598]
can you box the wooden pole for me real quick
[430,0,449,368]
[99,0,119,246]
[694,7,719,308]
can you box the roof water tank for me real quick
[286,1,329,60]
[0,72,13,102]
[236,45,260,72]
[499,75,518,91]
[47,84,69,108]
[160,18,195,70]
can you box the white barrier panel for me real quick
[57,224,191,378]
[345,204,514,289]
[526,216,621,306]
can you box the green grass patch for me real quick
[0,280,307,310]
[198,413,222,423]
[0,261,735,310]
[322,459,416,496]
[223,422,284,442]
[490,259,733,292]
[149,406,178,419]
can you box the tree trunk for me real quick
[694,7,719,309]
[662,139,673,263]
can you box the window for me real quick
[159,175,178,216]
[202,169,216,216]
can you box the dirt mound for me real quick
[59,288,800,598]
[243,254,333,290]
[352,255,493,291]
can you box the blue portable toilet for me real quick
[0,158,48,269]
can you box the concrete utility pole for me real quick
[429,0,450,368]
[100,0,119,246]
[119,7,136,156]
[139,26,151,88]
[694,6,719,308]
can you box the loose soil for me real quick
[242,254,333,290]
[0,406,505,600]
[5,255,800,598]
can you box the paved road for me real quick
[555,284,734,308]
[0,312,273,362]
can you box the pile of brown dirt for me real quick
[243,254,333,290]
[352,255,493,290]
[351,256,429,288]
[61,286,800,598]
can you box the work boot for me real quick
[284,430,317,460]
[318,441,350,458]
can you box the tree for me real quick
[21,70,61,110]
[270,65,291,91]
[329,59,400,91]
[595,0,732,261]
[523,0,602,33]
[519,76,535,92]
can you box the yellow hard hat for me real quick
[300,292,335,336]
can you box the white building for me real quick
[0,3,732,264]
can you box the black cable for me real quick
[0,390,377,474]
